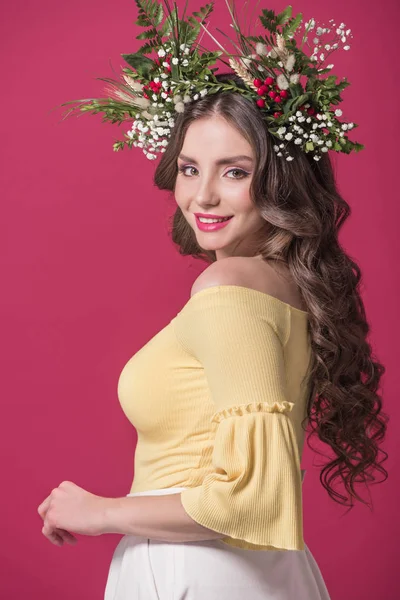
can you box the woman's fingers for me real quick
[57,529,78,544]
[42,524,78,546]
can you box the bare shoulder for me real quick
[190,256,306,312]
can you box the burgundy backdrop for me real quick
[1,0,398,598]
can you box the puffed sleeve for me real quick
[175,286,306,551]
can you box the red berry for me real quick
[257,86,268,95]
[265,77,274,85]
[275,95,282,103]
[307,107,316,115]
[268,90,276,98]
[256,99,266,108]
[143,92,149,99]
[273,111,282,118]
[253,78,262,88]
[279,90,288,98]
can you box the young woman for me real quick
[38,3,388,599]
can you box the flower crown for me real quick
[61,0,364,162]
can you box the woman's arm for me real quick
[102,493,227,542]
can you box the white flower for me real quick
[277,74,289,90]
[306,117,311,123]
[313,37,319,44]
[277,126,287,135]
[161,139,169,147]
[294,138,302,145]
[162,80,169,89]
[200,89,208,97]
[277,152,283,157]
[279,144,284,148]
[182,59,189,67]
[158,48,166,57]
[327,121,332,127]
[256,42,268,55]
[325,140,333,147]
[156,127,165,135]
[290,73,300,84]
[320,53,325,61]
[183,95,191,103]
[184,47,190,55]
[193,93,199,100]
[295,111,302,117]
[286,156,294,161]
[306,18,316,30]
[327,64,334,69]
[162,61,169,68]
[324,44,331,50]
[285,54,296,72]
[161,73,168,79]
[298,116,305,123]
[336,28,342,35]
[312,123,319,129]
[347,122,354,129]
[321,147,329,152]
[285,132,293,140]
[316,27,323,35]
[278,61,283,67]
[335,109,343,117]
[273,145,280,152]
[173,94,183,103]
[346,29,352,36]
[341,36,346,43]
[172,57,179,65]
[313,155,321,161]
[152,94,158,101]
[343,45,350,50]
[180,43,186,51]
[341,123,348,130]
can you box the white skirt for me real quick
[104,486,331,600]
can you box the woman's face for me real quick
[174,114,267,261]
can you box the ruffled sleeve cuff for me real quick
[180,400,305,551]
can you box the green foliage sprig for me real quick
[60,0,363,161]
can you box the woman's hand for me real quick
[38,481,112,545]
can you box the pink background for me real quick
[1,0,398,598]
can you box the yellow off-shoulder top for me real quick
[117,285,312,552]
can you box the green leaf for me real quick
[136,27,158,40]
[284,13,303,37]
[276,6,292,26]
[291,93,309,111]
[121,52,154,77]
[305,141,314,151]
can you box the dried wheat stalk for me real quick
[229,58,259,91]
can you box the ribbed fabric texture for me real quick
[117,285,311,552]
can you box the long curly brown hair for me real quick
[153,72,389,510]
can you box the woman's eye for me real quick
[178,166,249,179]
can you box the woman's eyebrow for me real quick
[178,153,254,165]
